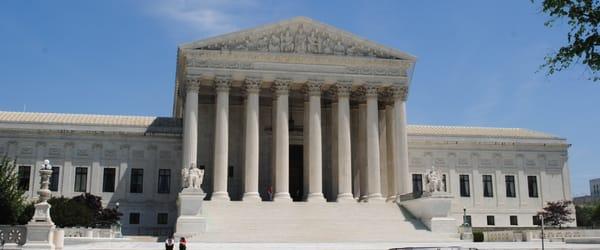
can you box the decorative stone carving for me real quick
[362,84,380,98]
[305,79,323,96]
[182,163,204,190]
[425,166,444,193]
[214,76,231,92]
[244,77,262,94]
[272,78,291,95]
[190,20,404,60]
[389,86,409,101]
[331,81,352,98]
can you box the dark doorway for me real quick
[289,145,304,201]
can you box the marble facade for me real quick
[0,17,574,241]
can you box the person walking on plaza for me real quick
[165,235,175,250]
[179,237,187,250]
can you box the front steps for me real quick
[189,201,457,242]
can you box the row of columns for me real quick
[181,77,409,202]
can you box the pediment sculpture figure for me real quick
[425,166,443,193]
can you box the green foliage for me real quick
[17,202,35,225]
[535,0,600,80]
[538,200,575,228]
[576,204,594,227]
[17,194,121,228]
[473,231,484,242]
[0,156,26,225]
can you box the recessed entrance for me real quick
[289,144,304,201]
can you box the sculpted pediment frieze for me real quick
[180,17,416,61]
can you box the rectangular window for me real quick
[130,168,144,193]
[74,167,88,192]
[412,174,423,195]
[17,166,31,190]
[483,175,494,197]
[465,215,472,227]
[442,174,447,192]
[459,175,470,197]
[510,215,518,226]
[505,175,516,198]
[157,169,171,194]
[157,213,168,225]
[129,213,140,225]
[486,215,495,226]
[49,167,60,191]
[533,215,541,226]
[528,176,539,198]
[102,168,116,193]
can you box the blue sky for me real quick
[0,0,598,196]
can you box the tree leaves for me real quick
[0,156,26,225]
[537,0,600,80]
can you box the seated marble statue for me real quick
[425,166,444,193]
[182,163,204,190]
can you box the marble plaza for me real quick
[0,17,574,242]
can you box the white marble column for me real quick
[336,83,354,202]
[306,80,325,202]
[365,85,385,202]
[273,79,292,202]
[182,81,199,173]
[212,76,231,201]
[243,78,262,202]
[392,86,410,195]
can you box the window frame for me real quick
[459,174,470,197]
[130,168,144,193]
[49,166,60,192]
[102,168,116,193]
[129,212,140,225]
[510,215,518,226]
[412,174,423,195]
[74,167,88,192]
[505,175,516,198]
[157,213,168,225]
[486,215,495,226]
[17,165,32,191]
[482,174,494,198]
[157,169,171,194]
[528,176,539,198]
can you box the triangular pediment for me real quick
[180,17,416,61]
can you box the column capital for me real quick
[389,86,409,101]
[359,83,380,98]
[272,78,291,95]
[185,79,200,92]
[329,81,352,99]
[214,76,231,92]
[305,79,323,96]
[244,77,262,94]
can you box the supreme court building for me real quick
[0,17,574,241]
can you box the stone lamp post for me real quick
[23,159,56,250]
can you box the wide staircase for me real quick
[190,201,455,242]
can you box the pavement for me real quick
[62,240,600,250]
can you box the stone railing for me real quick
[483,230,520,242]
[0,225,27,246]
[523,229,600,241]
[63,227,120,238]
[480,229,600,242]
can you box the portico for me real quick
[175,17,415,204]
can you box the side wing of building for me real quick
[0,111,182,235]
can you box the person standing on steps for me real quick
[165,235,175,250]
[179,237,187,250]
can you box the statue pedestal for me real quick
[401,192,457,237]
[24,203,55,250]
[175,188,207,238]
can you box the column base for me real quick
[273,192,292,202]
[243,192,262,202]
[307,193,326,202]
[211,191,230,202]
[367,193,385,203]
[336,193,355,203]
